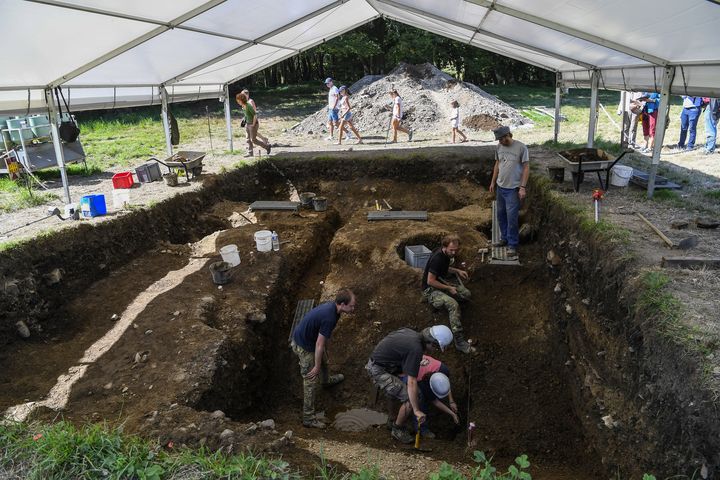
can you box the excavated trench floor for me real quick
[0,169,605,478]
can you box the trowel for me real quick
[406,430,432,453]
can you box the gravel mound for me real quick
[292,63,530,136]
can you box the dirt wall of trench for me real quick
[0,164,281,346]
[528,179,720,478]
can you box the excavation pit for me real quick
[1,147,713,479]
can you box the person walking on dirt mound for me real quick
[337,86,362,145]
[389,90,413,143]
[291,288,356,428]
[450,100,468,143]
[366,325,453,444]
[401,355,460,439]
[325,77,340,140]
[421,234,474,354]
[236,92,271,157]
[489,126,529,261]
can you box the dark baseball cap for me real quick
[493,125,511,140]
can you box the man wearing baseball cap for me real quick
[324,77,340,140]
[489,126,529,260]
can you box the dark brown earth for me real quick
[1,148,718,479]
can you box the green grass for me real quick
[703,189,720,200]
[636,271,710,355]
[0,420,296,480]
[0,177,58,213]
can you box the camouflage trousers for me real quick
[422,284,471,334]
[291,342,328,422]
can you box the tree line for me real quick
[247,18,552,88]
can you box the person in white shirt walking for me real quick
[450,100,468,143]
[336,86,362,145]
[389,90,413,143]
[325,78,340,140]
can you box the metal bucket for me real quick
[313,196,327,211]
[209,261,233,285]
[299,192,316,208]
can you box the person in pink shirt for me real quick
[402,354,459,438]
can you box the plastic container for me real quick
[28,115,51,138]
[405,245,432,269]
[271,231,280,251]
[135,162,162,183]
[163,172,178,186]
[6,118,33,143]
[313,196,327,211]
[80,194,107,218]
[219,244,240,266]
[209,261,233,285]
[112,189,130,209]
[299,192,316,208]
[610,165,633,187]
[254,230,272,252]
[112,171,134,189]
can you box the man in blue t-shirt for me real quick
[291,288,356,428]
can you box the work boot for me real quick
[454,332,475,354]
[325,374,344,386]
[303,418,326,429]
[506,247,518,260]
[391,424,414,444]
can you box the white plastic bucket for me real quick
[112,189,130,209]
[610,165,633,187]
[254,230,272,252]
[220,244,241,266]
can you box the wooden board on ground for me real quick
[661,257,720,269]
[250,201,300,211]
[630,171,682,190]
[289,299,315,343]
[367,211,428,221]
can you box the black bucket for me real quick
[209,261,233,285]
[313,196,327,211]
[547,166,565,183]
[299,192,316,208]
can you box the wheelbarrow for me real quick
[558,148,631,192]
[150,151,206,183]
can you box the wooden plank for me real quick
[288,299,315,343]
[367,211,427,221]
[637,213,674,248]
[661,257,720,269]
[250,201,300,211]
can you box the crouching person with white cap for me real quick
[402,355,459,439]
[365,325,453,444]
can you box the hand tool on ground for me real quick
[637,213,699,249]
[0,207,66,237]
[375,200,381,211]
[478,248,489,263]
[383,199,393,210]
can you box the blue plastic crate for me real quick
[80,194,107,218]
[405,245,432,269]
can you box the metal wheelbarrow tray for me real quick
[558,148,630,192]
[151,151,206,182]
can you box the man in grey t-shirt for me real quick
[488,126,529,260]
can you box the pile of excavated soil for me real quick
[292,63,530,136]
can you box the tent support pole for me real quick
[224,85,233,153]
[160,87,173,157]
[587,70,599,148]
[44,88,71,204]
[647,66,675,199]
[554,72,562,143]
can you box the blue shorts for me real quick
[328,108,339,122]
[342,111,352,121]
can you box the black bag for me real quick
[54,87,80,143]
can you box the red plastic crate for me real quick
[112,171,134,189]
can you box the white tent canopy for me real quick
[2,0,719,114]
